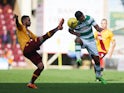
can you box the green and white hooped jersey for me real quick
[75,15,97,40]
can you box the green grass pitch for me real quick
[0,69,124,93]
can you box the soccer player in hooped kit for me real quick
[14,14,64,89]
[68,11,107,84]
[94,19,116,73]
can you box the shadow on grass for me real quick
[0,83,124,93]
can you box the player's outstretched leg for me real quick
[57,18,64,30]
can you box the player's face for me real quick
[77,15,85,22]
[25,17,31,27]
[101,20,107,29]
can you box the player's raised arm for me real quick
[14,14,22,30]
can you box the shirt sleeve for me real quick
[89,16,97,26]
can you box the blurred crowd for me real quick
[0,1,25,69]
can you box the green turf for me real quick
[0,69,124,93]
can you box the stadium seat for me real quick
[3,4,12,14]
[0,4,26,64]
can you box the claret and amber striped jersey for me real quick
[94,29,114,53]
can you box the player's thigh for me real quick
[87,41,99,56]
[26,51,43,66]
[24,39,40,53]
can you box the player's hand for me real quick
[57,18,64,30]
[14,14,18,19]
[68,28,80,37]
[99,27,104,32]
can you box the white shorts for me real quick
[80,38,99,56]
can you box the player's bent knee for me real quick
[91,55,100,65]
[75,37,83,45]
[37,62,44,70]
[75,38,80,42]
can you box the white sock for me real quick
[75,43,81,60]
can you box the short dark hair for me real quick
[102,18,107,22]
[21,15,29,23]
[75,11,83,20]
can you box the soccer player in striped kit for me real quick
[68,11,107,84]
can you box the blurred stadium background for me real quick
[0,0,124,71]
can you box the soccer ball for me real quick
[67,18,78,29]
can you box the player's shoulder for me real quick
[104,29,114,36]
[17,24,26,31]
[86,15,91,18]
[85,15,94,21]
[85,15,90,19]
[106,29,113,33]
